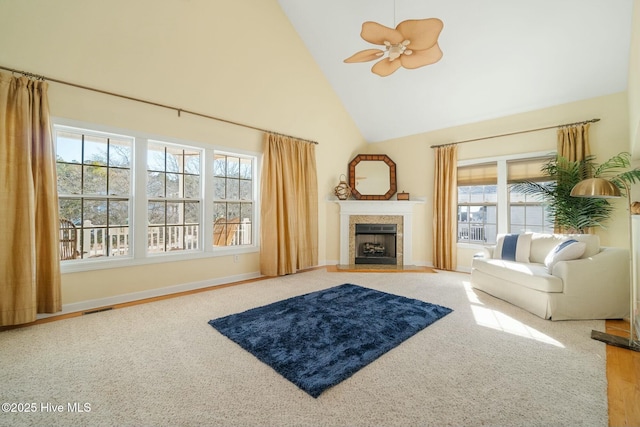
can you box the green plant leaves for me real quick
[511,152,640,233]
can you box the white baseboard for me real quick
[37,271,262,319]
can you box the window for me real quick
[147,141,202,253]
[457,162,498,243]
[55,127,133,259]
[54,121,259,269]
[458,185,497,243]
[508,185,554,234]
[456,152,554,245]
[507,157,554,234]
[213,153,254,247]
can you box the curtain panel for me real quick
[556,123,592,234]
[0,72,61,326]
[432,144,458,271]
[260,133,318,276]
[557,123,591,162]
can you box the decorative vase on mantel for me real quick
[334,174,352,200]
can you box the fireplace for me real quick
[336,199,423,266]
[354,224,397,265]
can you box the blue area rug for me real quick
[208,283,453,397]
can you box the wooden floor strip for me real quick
[605,319,640,426]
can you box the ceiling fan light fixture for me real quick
[387,43,404,61]
[344,18,443,76]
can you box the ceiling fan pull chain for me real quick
[393,0,396,27]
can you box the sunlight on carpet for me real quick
[463,281,564,348]
[470,305,565,347]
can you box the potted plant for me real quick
[511,152,640,233]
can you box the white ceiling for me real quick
[277,0,634,143]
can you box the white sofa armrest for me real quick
[551,247,629,319]
[552,247,628,289]
[475,246,495,259]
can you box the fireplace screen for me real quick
[354,224,397,265]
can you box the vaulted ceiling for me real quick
[278,0,633,143]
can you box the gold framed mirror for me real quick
[348,154,397,200]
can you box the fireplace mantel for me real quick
[335,199,424,265]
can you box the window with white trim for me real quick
[456,152,554,245]
[507,157,554,234]
[54,121,259,267]
[56,127,133,259]
[213,153,254,247]
[457,162,498,244]
[508,186,554,234]
[147,141,202,253]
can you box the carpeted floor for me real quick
[0,269,608,426]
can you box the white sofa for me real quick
[470,233,629,320]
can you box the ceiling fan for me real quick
[344,18,443,77]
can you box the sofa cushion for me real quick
[472,258,563,292]
[544,239,587,273]
[493,233,532,262]
[529,233,599,264]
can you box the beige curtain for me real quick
[432,144,458,271]
[260,133,318,276]
[556,123,592,234]
[557,123,591,162]
[0,72,61,326]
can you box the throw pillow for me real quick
[544,239,587,273]
[493,233,532,262]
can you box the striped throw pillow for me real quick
[493,233,532,262]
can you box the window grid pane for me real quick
[56,127,133,260]
[508,182,554,234]
[457,185,497,244]
[213,153,254,247]
[147,141,202,253]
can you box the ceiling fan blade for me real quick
[344,49,385,63]
[400,43,443,69]
[396,18,443,51]
[361,21,404,45]
[371,58,402,77]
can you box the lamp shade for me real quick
[570,178,621,199]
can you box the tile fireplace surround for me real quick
[335,200,424,266]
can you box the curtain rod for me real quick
[430,118,600,149]
[0,64,319,145]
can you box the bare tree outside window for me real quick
[147,142,202,253]
[213,153,253,247]
[55,129,132,259]
[55,123,257,265]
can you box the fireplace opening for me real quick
[354,224,397,265]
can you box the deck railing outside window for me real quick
[457,224,487,243]
[63,219,251,259]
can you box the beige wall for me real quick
[0,0,364,305]
[366,92,630,271]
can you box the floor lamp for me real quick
[571,177,640,352]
